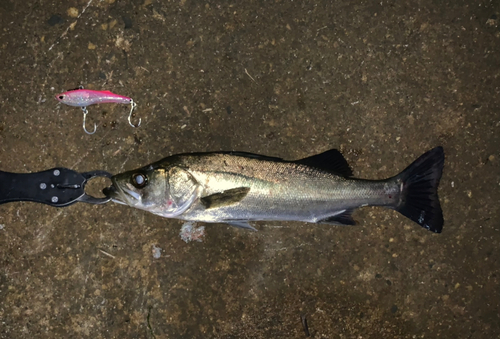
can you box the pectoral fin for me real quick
[200,187,250,209]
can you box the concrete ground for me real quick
[1,0,499,338]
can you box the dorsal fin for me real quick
[295,149,353,177]
[224,151,284,162]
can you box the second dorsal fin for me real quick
[295,149,353,177]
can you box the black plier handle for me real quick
[0,168,112,207]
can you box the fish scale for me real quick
[167,154,394,223]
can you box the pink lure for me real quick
[55,88,140,133]
[55,89,132,107]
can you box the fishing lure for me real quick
[55,88,140,134]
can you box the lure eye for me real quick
[58,95,64,100]
[131,173,148,188]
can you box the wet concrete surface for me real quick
[0,0,499,338]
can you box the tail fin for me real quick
[395,147,444,233]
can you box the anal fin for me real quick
[317,209,356,225]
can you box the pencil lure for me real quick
[55,88,140,134]
[55,89,133,107]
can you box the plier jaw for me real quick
[75,170,114,205]
[0,168,113,207]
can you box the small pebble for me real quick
[152,245,162,259]
[67,7,79,18]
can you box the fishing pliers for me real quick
[0,168,112,207]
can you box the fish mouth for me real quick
[103,182,127,205]
[102,184,117,198]
[103,180,141,206]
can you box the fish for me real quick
[55,89,133,107]
[103,147,445,233]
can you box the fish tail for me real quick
[394,147,445,233]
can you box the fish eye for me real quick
[131,173,148,188]
[58,95,64,100]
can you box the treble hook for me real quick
[128,100,141,128]
[81,107,96,135]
